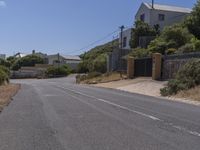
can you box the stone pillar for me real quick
[127,57,134,79]
[152,53,162,80]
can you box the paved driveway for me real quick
[0,76,199,150]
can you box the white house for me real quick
[135,2,192,30]
[119,2,192,50]
[47,54,81,70]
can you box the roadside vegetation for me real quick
[0,59,20,112]
[77,39,119,74]
[160,59,200,99]
[45,65,72,78]
[76,72,125,84]
[76,39,119,83]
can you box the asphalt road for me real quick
[0,76,200,150]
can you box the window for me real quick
[123,37,127,48]
[140,14,145,22]
[158,14,165,21]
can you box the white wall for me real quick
[119,28,132,50]
[149,10,189,29]
[135,3,190,30]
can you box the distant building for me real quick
[47,54,81,70]
[14,52,28,58]
[135,2,192,30]
[0,54,6,60]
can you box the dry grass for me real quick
[175,86,200,101]
[81,72,127,84]
[0,84,20,112]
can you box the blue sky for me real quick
[0,0,197,56]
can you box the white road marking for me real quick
[57,86,161,121]
[56,85,200,138]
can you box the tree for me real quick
[185,0,200,39]
[130,20,158,48]
[11,54,44,70]
[148,24,193,54]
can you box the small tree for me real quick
[11,54,44,70]
[185,0,200,39]
[130,20,158,48]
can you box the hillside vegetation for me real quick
[78,39,119,73]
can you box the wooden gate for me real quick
[134,57,152,77]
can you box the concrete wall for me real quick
[162,52,200,79]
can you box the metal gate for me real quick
[134,57,152,77]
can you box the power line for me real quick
[67,29,119,54]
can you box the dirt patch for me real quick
[78,72,126,84]
[0,84,20,112]
[93,77,167,97]
[175,86,200,101]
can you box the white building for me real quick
[119,28,132,50]
[135,2,192,30]
[119,2,192,50]
[47,54,81,70]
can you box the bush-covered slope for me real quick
[78,39,119,73]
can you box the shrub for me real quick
[161,59,200,96]
[0,69,9,85]
[185,0,200,39]
[148,24,193,54]
[11,54,44,70]
[93,54,107,73]
[177,43,194,53]
[46,65,71,77]
[129,47,151,58]
[166,48,177,55]
[0,65,10,76]
[130,20,158,48]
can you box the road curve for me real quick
[0,76,199,150]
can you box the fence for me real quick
[107,48,131,72]
[162,52,200,79]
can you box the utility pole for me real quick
[119,25,124,78]
[152,0,154,9]
[57,53,60,67]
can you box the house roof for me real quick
[143,2,192,13]
[62,55,81,61]
[48,54,81,61]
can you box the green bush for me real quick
[130,20,158,48]
[46,65,71,77]
[148,24,193,54]
[0,69,9,85]
[12,54,44,70]
[166,48,177,55]
[177,43,194,53]
[161,59,200,96]
[129,47,151,58]
[93,54,107,73]
[0,65,10,76]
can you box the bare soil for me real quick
[175,86,200,101]
[0,84,20,112]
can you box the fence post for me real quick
[152,53,162,80]
[127,57,134,79]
